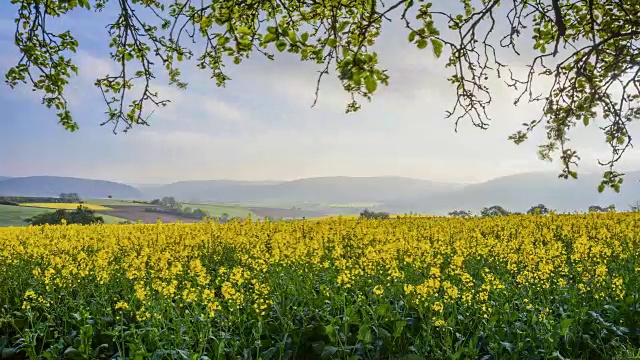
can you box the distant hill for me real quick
[143,177,463,204]
[0,177,12,181]
[3,172,639,214]
[383,171,640,214]
[0,176,143,199]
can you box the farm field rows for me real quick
[1,214,639,358]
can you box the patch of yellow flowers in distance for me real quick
[1,213,639,358]
[19,203,111,211]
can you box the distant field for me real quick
[328,203,381,208]
[311,214,360,221]
[94,205,200,224]
[100,214,129,224]
[184,203,255,218]
[85,199,147,207]
[0,205,49,226]
[310,213,440,221]
[19,203,111,211]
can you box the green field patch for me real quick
[84,198,148,207]
[100,214,130,224]
[183,203,255,218]
[0,205,49,226]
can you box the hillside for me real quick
[0,176,143,199]
[0,176,12,181]
[2,172,639,215]
[384,171,640,214]
[143,177,464,205]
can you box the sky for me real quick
[1,2,640,185]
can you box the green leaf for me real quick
[408,31,417,42]
[559,318,574,333]
[261,348,277,360]
[431,38,443,58]
[500,342,515,353]
[311,341,325,355]
[275,39,287,52]
[263,33,276,44]
[364,75,377,93]
[320,346,338,359]
[598,183,605,193]
[288,31,297,43]
[237,26,251,35]
[416,39,428,49]
[301,32,310,43]
[325,324,337,341]
[63,347,82,360]
[337,21,350,33]
[326,37,338,48]
[357,324,372,344]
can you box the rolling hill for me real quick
[143,177,464,205]
[2,172,639,215]
[0,176,12,181]
[0,176,143,199]
[383,171,640,215]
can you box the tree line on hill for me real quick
[448,203,628,218]
[0,193,82,206]
[360,201,640,221]
[138,196,245,223]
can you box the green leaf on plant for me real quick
[275,39,287,52]
[364,75,377,93]
[431,38,443,57]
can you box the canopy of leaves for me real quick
[527,203,550,215]
[6,0,640,191]
[448,209,472,218]
[588,204,616,213]
[480,205,510,218]
[25,205,105,225]
[360,208,390,220]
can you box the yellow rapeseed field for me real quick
[19,202,111,211]
[0,214,638,358]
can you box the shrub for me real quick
[24,205,104,225]
[360,208,390,220]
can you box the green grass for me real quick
[0,205,49,226]
[1,204,127,226]
[183,203,255,218]
[100,214,129,224]
[84,198,147,207]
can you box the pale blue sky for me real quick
[1,2,639,184]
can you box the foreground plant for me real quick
[1,214,639,358]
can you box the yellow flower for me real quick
[373,285,384,295]
[115,301,129,310]
[432,301,443,312]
